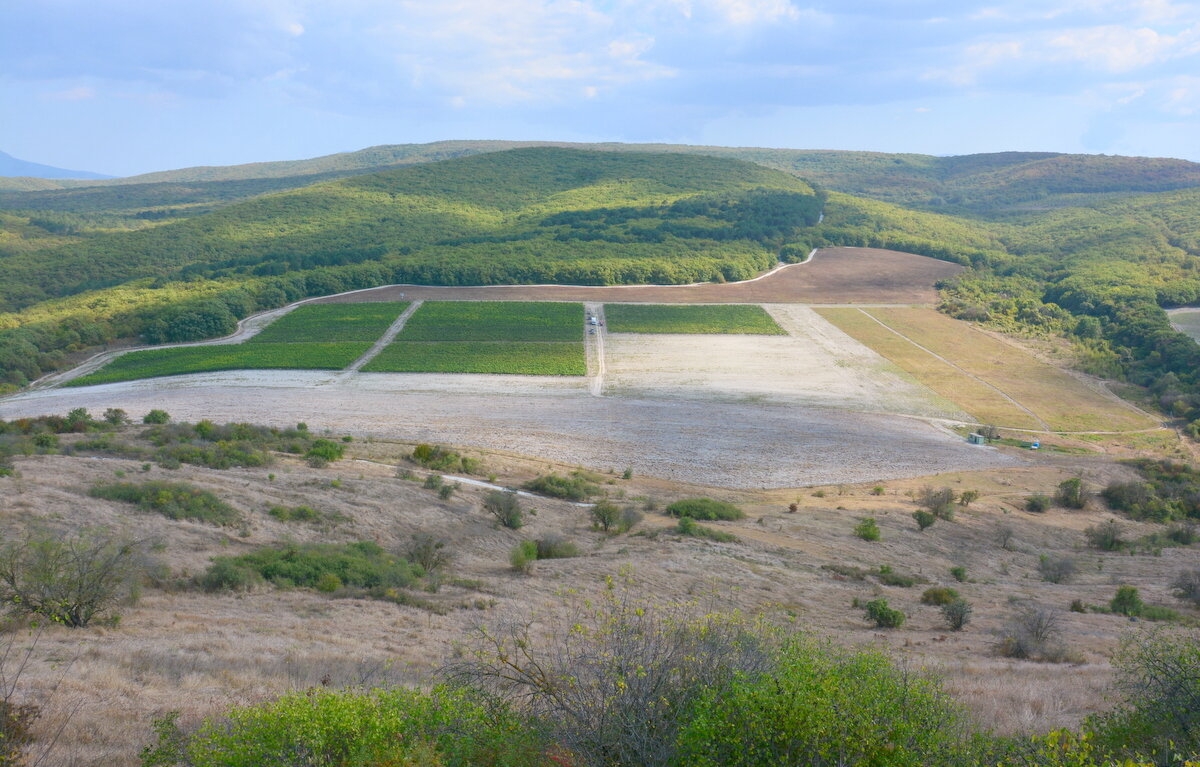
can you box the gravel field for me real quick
[0,372,1015,488]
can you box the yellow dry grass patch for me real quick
[866,308,1156,432]
[815,308,1041,429]
[816,307,1157,432]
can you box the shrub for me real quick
[620,507,644,533]
[871,485,885,496]
[950,566,968,582]
[406,534,452,574]
[1038,555,1076,584]
[438,482,458,500]
[958,489,980,507]
[1055,477,1088,509]
[410,444,480,474]
[200,559,261,592]
[103,408,130,426]
[920,587,960,606]
[998,605,1066,661]
[590,500,622,532]
[875,566,921,588]
[1111,585,1145,617]
[144,687,545,767]
[423,473,443,490]
[1091,629,1200,757]
[665,498,744,521]
[912,510,936,531]
[853,517,881,542]
[305,438,345,466]
[315,572,342,593]
[267,505,346,528]
[483,490,523,529]
[509,540,538,573]
[1025,494,1052,513]
[676,517,737,542]
[864,599,905,629]
[1168,522,1197,545]
[203,542,421,594]
[142,409,170,424]
[917,486,956,519]
[535,535,580,560]
[942,599,972,631]
[1171,569,1200,607]
[674,640,965,767]
[1084,519,1126,551]
[0,526,150,627]
[90,480,242,527]
[523,473,600,501]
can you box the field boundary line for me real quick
[856,308,1052,431]
[341,301,423,374]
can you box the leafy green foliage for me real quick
[1055,477,1088,509]
[483,490,524,529]
[942,599,973,631]
[913,510,937,531]
[0,526,150,627]
[266,505,347,528]
[249,302,408,343]
[202,542,422,593]
[863,599,905,628]
[604,304,785,335]
[90,481,241,526]
[509,540,538,573]
[364,340,586,375]
[410,444,480,473]
[665,497,744,521]
[921,587,960,606]
[854,517,881,542]
[71,342,370,386]
[523,472,601,501]
[400,301,582,341]
[1025,494,1052,513]
[1111,586,1145,617]
[1103,460,1200,522]
[145,686,544,767]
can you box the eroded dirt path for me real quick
[340,300,423,375]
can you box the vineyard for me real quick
[605,303,785,334]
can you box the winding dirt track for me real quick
[311,248,963,305]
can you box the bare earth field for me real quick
[311,247,964,305]
[0,376,1014,488]
[4,436,1195,765]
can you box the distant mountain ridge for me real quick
[3,141,1199,215]
[0,150,111,180]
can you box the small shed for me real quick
[967,433,986,445]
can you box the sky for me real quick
[3,0,1200,176]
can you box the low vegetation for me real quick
[675,516,737,542]
[854,517,882,541]
[1103,460,1200,522]
[71,342,370,386]
[603,303,785,335]
[410,443,481,474]
[90,480,242,527]
[266,504,348,528]
[249,302,408,343]
[201,541,423,596]
[664,497,744,521]
[363,340,587,376]
[399,301,583,342]
[523,472,601,501]
[482,490,524,529]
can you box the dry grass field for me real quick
[2,430,1196,765]
[817,307,1158,433]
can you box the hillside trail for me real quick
[584,302,606,397]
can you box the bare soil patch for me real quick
[310,247,962,305]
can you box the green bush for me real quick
[1084,519,1126,551]
[950,566,968,582]
[674,640,962,767]
[854,517,881,542]
[917,486,956,520]
[142,686,545,767]
[411,444,479,474]
[203,542,421,594]
[913,510,936,531]
[920,587,960,606]
[509,540,538,573]
[1038,555,1076,584]
[1025,494,1052,513]
[942,599,972,631]
[665,497,744,521]
[1055,477,1088,509]
[864,599,905,629]
[535,535,580,560]
[266,505,346,528]
[90,481,241,527]
[590,500,622,532]
[523,472,601,501]
[1111,585,1145,617]
[305,438,345,466]
[875,565,922,588]
[483,490,524,529]
[142,409,170,424]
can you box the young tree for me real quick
[483,490,524,529]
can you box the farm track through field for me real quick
[585,302,606,397]
[856,308,1052,431]
[339,301,423,376]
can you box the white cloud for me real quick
[1049,25,1178,71]
[708,0,801,25]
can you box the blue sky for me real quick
[3,0,1200,176]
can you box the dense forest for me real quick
[3,141,1200,434]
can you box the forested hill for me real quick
[0,148,821,313]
